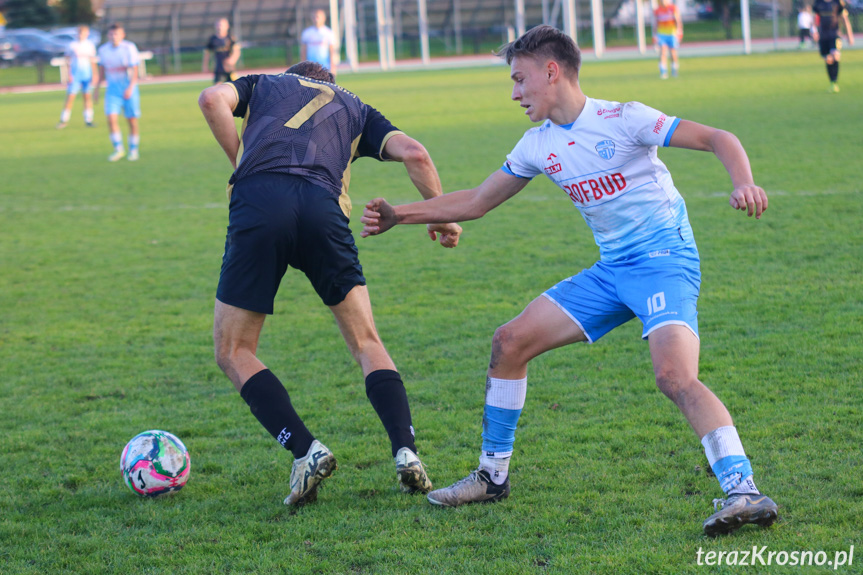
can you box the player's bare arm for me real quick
[123,65,138,100]
[198,84,242,169]
[226,43,241,70]
[842,10,854,44]
[669,120,768,219]
[360,169,529,237]
[382,134,463,248]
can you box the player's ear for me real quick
[546,61,560,84]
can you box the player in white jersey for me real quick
[361,25,777,536]
[57,25,97,129]
[300,10,337,76]
[94,23,141,161]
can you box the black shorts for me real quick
[819,35,840,57]
[213,69,237,84]
[216,172,365,313]
[798,28,812,42]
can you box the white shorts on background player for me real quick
[503,97,701,341]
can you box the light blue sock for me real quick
[480,376,526,484]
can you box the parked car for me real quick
[748,1,781,18]
[50,26,101,47]
[0,35,19,66]
[4,29,66,64]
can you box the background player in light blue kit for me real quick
[94,23,141,161]
[56,25,97,129]
[300,10,337,76]
[361,25,776,536]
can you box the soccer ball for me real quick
[120,430,190,497]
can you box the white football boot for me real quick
[284,440,337,507]
[395,447,433,494]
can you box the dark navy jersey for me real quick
[226,73,402,216]
[813,0,848,35]
[207,34,236,70]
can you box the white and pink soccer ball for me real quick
[120,430,190,497]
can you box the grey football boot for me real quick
[427,469,510,507]
[703,492,778,536]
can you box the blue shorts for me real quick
[543,248,701,342]
[104,84,141,118]
[67,78,92,95]
[657,34,680,49]
[217,173,366,314]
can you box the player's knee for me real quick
[213,334,246,374]
[825,54,835,64]
[654,370,696,402]
[491,323,528,365]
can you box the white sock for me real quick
[60,109,71,123]
[479,453,511,485]
[701,426,757,494]
[729,476,759,496]
[84,108,94,123]
[110,132,123,150]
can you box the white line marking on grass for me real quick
[0,203,226,213]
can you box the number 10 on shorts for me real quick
[647,292,666,315]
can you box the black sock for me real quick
[240,369,314,459]
[827,62,839,82]
[365,370,417,457]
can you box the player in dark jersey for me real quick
[202,18,241,84]
[198,61,462,507]
[812,0,855,92]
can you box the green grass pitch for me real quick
[1,50,861,573]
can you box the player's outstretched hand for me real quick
[427,223,462,248]
[360,198,397,238]
[729,184,768,219]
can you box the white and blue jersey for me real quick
[97,40,141,118]
[98,40,139,86]
[67,39,96,81]
[504,97,701,342]
[301,25,335,69]
[504,97,690,262]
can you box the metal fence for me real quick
[93,0,808,74]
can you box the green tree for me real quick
[55,0,95,25]
[5,0,58,28]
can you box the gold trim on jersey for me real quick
[226,82,240,112]
[226,83,253,200]
[379,130,404,160]
[338,134,362,217]
[227,103,251,200]
[336,130,403,216]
